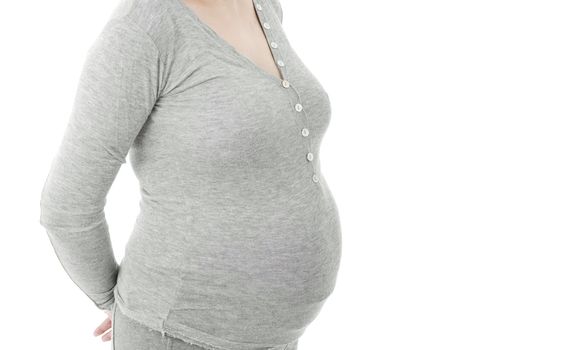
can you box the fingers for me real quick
[93,316,112,337]
[101,329,113,342]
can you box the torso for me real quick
[106,0,342,348]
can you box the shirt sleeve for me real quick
[39,17,162,311]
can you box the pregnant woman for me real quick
[39,0,342,349]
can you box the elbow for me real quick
[39,180,54,230]
[39,198,106,235]
[39,180,105,235]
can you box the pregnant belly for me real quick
[122,180,342,343]
[170,193,341,343]
[183,182,342,303]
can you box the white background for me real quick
[1,0,581,349]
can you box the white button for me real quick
[306,152,314,161]
[270,41,278,49]
[295,103,303,112]
[281,80,290,88]
[277,59,285,67]
[301,128,309,137]
[312,174,319,183]
[263,22,271,29]
[255,3,263,11]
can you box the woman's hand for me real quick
[93,309,113,342]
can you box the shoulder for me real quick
[107,0,170,31]
[266,0,284,24]
[100,0,182,64]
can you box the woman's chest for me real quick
[137,45,331,169]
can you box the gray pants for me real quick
[111,302,300,350]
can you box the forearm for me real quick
[40,203,119,310]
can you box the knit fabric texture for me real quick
[39,0,342,349]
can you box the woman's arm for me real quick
[39,16,162,311]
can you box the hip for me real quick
[111,301,299,350]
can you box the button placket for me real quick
[285,84,318,182]
[254,0,286,83]
[254,1,319,184]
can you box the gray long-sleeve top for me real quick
[39,0,342,349]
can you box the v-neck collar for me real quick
[173,0,286,84]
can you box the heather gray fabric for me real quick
[39,0,342,349]
[111,302,299,350]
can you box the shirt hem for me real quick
[113,289,299,350]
